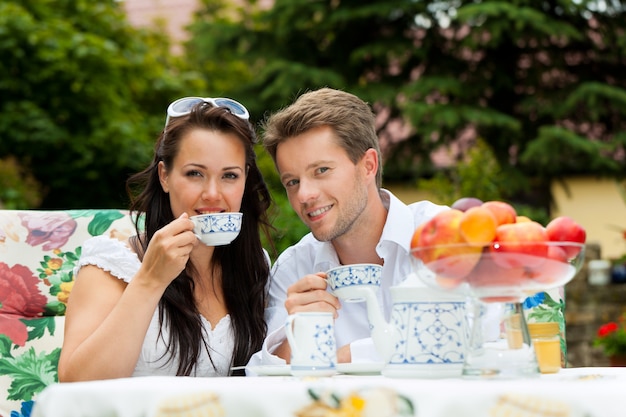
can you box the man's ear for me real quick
[158,161,169,193]
[361,148,379,180]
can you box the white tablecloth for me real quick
[32,367,624,417]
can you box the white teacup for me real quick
[285,312,337,377]
[326,263,382,302]
[190,213,242,246]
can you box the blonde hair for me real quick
[262,88,382,187]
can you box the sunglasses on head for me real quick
[165,96,250,127]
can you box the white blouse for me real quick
[75,235,234,377]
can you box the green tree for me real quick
[0,157,42,209]
[256,145,309,255]
[186,0,626,215]
[0,0,205,208]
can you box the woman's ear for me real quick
[158,161,169,193]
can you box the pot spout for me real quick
[360,287,395,362]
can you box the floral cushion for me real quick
[0,210,136,417]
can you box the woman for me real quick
[58,97,273,380]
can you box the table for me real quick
[32,367,624,417]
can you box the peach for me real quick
[490,221,549,268]
[482,201,517,226]
[413,209,482,279]
[435,274,465,289]
[466,254,530,302]
[459,206,497,246]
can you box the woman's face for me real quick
[158,128,247,218]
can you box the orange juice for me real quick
[528,322,561,374]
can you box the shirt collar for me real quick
[312,189,414,270]
[377,189,415,256]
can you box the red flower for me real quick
[598,322,619,338]
[0,262,48,346]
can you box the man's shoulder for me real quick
[385,189,447,221]
[406,199,448,216]
[273,233,320,267]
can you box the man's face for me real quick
[275,125,369,241]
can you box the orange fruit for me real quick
[459,206,497,246]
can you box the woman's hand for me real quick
[138,213,197,288]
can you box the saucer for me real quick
[290,365,337,377]
[381,364,463,379]
[336,362,384,375]
[245,365,291,376]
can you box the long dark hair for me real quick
[126,102,272,376]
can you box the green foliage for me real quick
[417,138,512,205]
[417,138,549,223]
[0,0,205,208]
[0,156,42,208]
[3,0,625,252]
[187,0,626,225]
[256,145,308,259]
[0,346,60,400]
[25,318,57,343]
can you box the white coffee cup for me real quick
[190,212,242,246]
[326,263,382,302]
[284,312,337,377]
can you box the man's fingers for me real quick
[288,274,328,294]
[285,290,341,313]
[286,300,339,317]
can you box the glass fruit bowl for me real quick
[410,241,585,378]
[411,241,585,303]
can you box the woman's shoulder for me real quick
[77,235,142,283]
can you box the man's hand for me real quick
[284,272,341,318]
[336,344,351,363]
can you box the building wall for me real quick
[122,0,200,47]
[551,178,626,261]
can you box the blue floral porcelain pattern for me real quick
[327,264,382,289]
[195,213,242,234]
[388,301,467,365]
[310,323,336,366]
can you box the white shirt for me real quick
[248,189,447,367]
[76,235,234,376]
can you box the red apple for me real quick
[531,245,570,284]
[410,220,426,251]
[545,216,586,257]
[490,221,549,268]
[547,245,568,263]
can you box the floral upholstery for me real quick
[0,210,136,417]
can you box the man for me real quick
[249,87,446,366]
